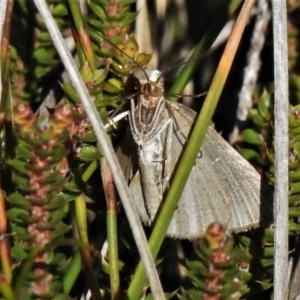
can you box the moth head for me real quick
[140,81,162,99]
[131,68,164,97]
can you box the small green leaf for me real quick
[50,253,66,265]
[249,111,268,127]
[51,222,71,239]
[64,178,85,193]
[35,65,49,78]
[8,159,30,175]
[11,244,29,260]
[46,194,69,210]
[258,91,271,119]
[13,171,65,193]
[80,63,94,83]
[236,146,259,161]
[48,209,66,225]
[11,223,31,239]
[78,144,101,161]
[48,150,69,166]
[289,207,300,217]
[119,12,138,27]
[88,2,106,19]
[220,281,240,297]
[94,95,120,108]
[37,171,64,184]
[7,193,30,208]
[49,280,63,294]
[103,78,123,93]
[61,83,80,103]
[33,127,56,143]
[48,177,68,193]
[241,129,264,145]
[51,4,68,16]
[289,220,300,231]
[6,207,30,224]
[56,192,77,202]
[15,142,33,159]
[76,131,97,143]
[93,67,109,86]
[33,48,57,64]
[290,181,300,194]
[37,32,52,42]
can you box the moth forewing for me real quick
[167,102,269,238]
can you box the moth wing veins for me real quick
[165,101,273,239]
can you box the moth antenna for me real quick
[86,26,150,81]
[157,46,219,83]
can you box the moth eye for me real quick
[152,86,161,97]
[125,75,141,95]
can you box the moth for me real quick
[116,66,273,240]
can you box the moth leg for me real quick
[104,111,129,129]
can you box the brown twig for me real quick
[0,187,12,283]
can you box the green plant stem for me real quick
[67,0,95,68]
[101,158,120,300]
[0,190,11,284]
[0,241,11,284]
[61,161,97,293]
[63,251,82,293]
[83,160,98,182]
[75,193,89,243]
[0,0,13,127]
[0,275,14,300]
[107,210,120,300]
[75,194,102,300]
[14,246,41,299]
[127,0,255,298]
[67,0,83,31]
[0,3,13,145]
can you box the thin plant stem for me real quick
[0,275,14,300]
[0,0,8,99]
[0,0,13,130]
[272,0,289,299]
[13,246,41,299]
[0,189,11,283]
[101,158,120,300]
[75,193,89,243]
[67,0,95,68]
[83,160,98,182]
[75,194,102,300]
[62,161,97,293]
[63,250,82,294]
